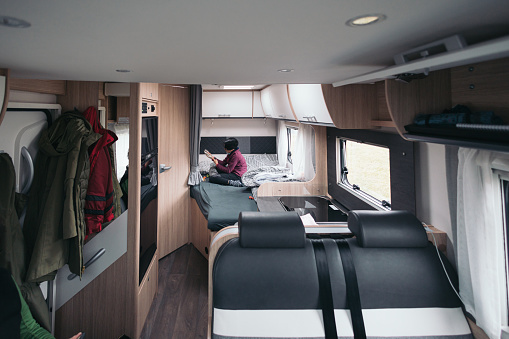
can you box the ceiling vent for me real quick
[394,35,467,65]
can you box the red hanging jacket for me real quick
[83,106,118,235]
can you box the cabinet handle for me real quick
[67,248,106,280]
[160,164,172,173]
[218,114,230,117]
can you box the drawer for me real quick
[55,211,128,310]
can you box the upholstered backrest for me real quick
[348,210,428,248]
[239,211,306,248]
[211,210,472,339]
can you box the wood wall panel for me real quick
[322,84,376,129]
[57,81,99,113]
[375,81,391,121]
[127,83,142,338]
[158,85,190,258]
[190,198,211,259]
[10,78,66,95]
[451,57,509,123]
[257,125,327,197]
[55,254,127,339]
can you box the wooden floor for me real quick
[140,244,208,339]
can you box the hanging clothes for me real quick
[82,106,122,235]
[0,153,51,330]
[23,111,101,282]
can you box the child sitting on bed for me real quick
[205,138,247,187]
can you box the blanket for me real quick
[190,182,258,231]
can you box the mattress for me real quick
[190,182,258,231]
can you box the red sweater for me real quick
[216,149,247,177]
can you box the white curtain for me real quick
[276,120,288,168]
[456,147,509,338]
[292,124,315,181]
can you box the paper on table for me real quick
[300,213,318,226]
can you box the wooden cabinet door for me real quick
[141,83,159,102]
[157,85,190,258]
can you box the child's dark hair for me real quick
[224,137,238,150]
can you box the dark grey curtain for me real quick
[188,85,202,185]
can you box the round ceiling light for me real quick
[277,69,294,73]
[346,14,386,27]
[0,16,31,28]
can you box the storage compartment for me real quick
[386,57,509,151]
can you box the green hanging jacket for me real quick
[23,112,101,282]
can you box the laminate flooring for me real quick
[140,244,208,339]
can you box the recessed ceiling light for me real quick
[0,16,31,28]
[278,69,294,73]
[221,85,255,90]
[115,69,132,73]
[346,14,386,27]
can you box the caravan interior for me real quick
[1,1,509,338]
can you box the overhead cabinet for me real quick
[287,84,333,124]
[203,91,254,118]
[141,83,159,102]
[252,91,265,118]
[384,57,509,151]
[260,84,296,120]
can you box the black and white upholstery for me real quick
[211,210,472,339]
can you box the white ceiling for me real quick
[1,0,508,86]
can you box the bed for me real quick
[190,154,305,258]
[190,182,258,231]
[192,154,301,230]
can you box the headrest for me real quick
[239,211,306,248]
[348,210,428,248]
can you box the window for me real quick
[338,138,391,209]
[286,127,298,164]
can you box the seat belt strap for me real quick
[336,238,366,339]
[311,239,338,339]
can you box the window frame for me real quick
[337,138,391,211]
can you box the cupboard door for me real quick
[287,84,333,124]
[252,91,265,118]
[268,84,295,120]
[158,85,190,258]
[202,91,253,118]
[260,87,275,117]
[141,83,159,102]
